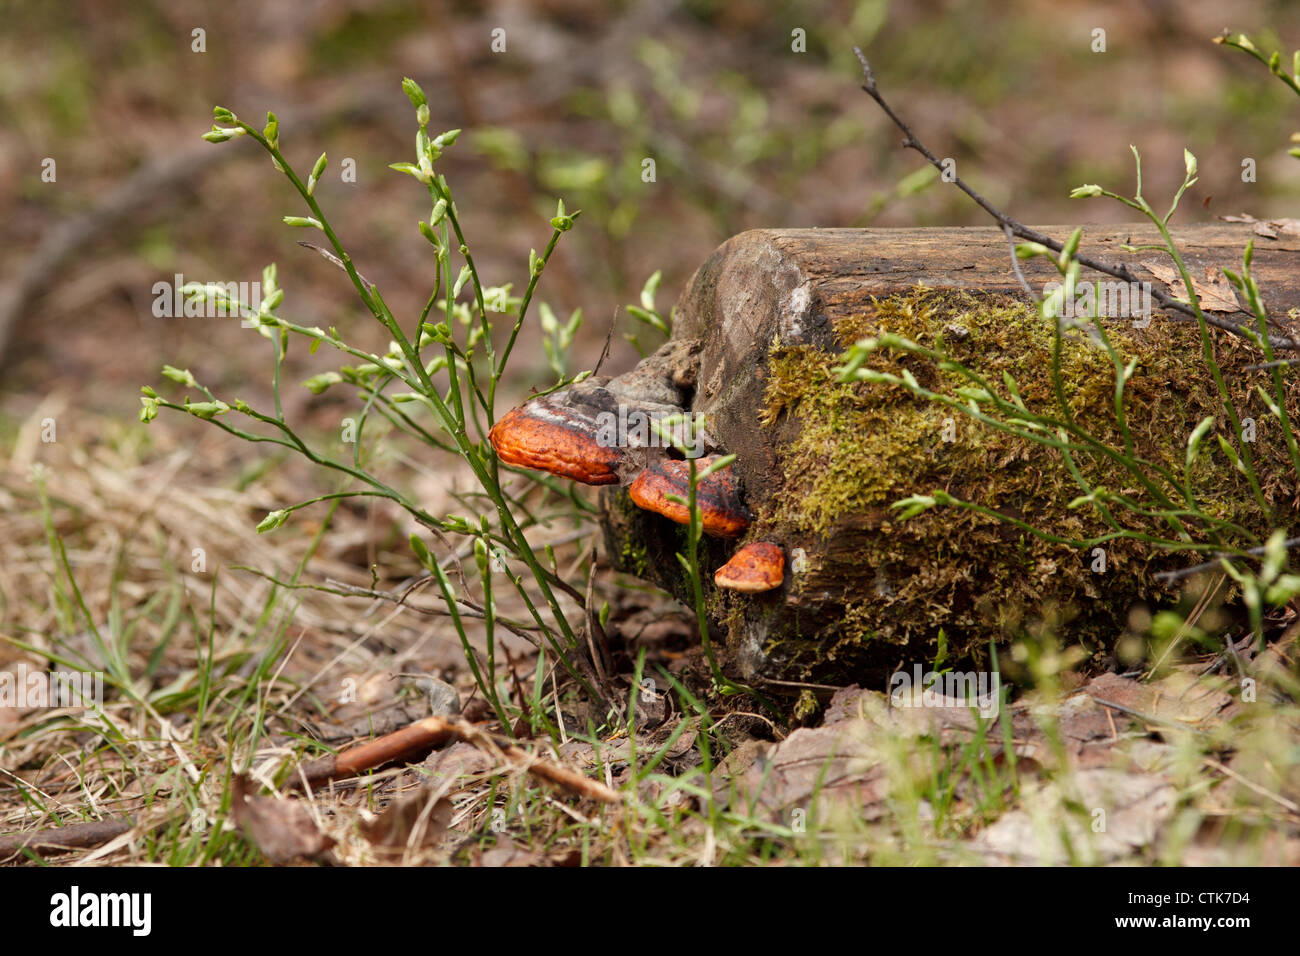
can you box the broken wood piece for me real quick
[296,715,622,803]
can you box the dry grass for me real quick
[2,403,1299,867]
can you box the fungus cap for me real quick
[488,402,622,485]
[628,456,750,537]
[713,541,785,593]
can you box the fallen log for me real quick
[503,223,1300,687]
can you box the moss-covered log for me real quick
[600,224,1300,685]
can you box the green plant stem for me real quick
[491,228,565,416]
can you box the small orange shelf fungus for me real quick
[628,456,750,537]
[488,403,622,485]
[714,541,785,593]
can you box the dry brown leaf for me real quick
[1220,213,1300,238]
[975,768,1176,864]
[478,843,544,867]
[422,740,494,788]
[729,722,890,820]
[559,725,697,769]
[1083,670,1232,727]
[359,787,453,848]
[1142,260,1241,313]
[231,775,334,863]
[725,671,1231,838]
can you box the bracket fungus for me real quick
[489,380,753,538]
[714,541,785,593]
[488,400,623,485]
[489,338,782,635]
[628,456,751,537]
[490,353,771,575]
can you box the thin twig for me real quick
[1146,573,1223,677]
[1154,536,1300,584]
[297,241,373,288]
[458,721,623,804]
[593,305,619,377]
[1002,223,1036,300]
[1203,757,1300,814]
[1087,696,1210,736]
[852,46,1298,352]
[584,549,615,695]
[1244,357,1300,371]
[295,715,622,803]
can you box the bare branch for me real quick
[851,46,1299,351]
[1154,536,1300,584]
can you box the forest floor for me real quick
[3,0,1300,865]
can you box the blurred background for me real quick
[4,0,1300,422]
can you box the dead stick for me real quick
[296,716,622,803]
[0,818,133,860]
[464,726,622,804]
[297,716,462,786]
[1086,695,1210,737]
[1203,757,1300,814]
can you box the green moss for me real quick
[792,689,821,724]
[739,287,1296,677]
[619,535,649,579]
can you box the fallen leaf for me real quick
[1220,213,1300,238]
[418,676,461,718]
[728,721,890,820]
[422,740,493,788]
[478,843,543,867]
[559,723,697,769]
[1142,261,1241,313]
[1083,670,1232,727]
[360,787,452,848]
[231,775,334,863]
[975,768,1176,864]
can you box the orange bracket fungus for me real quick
[714,541,785,593]
[488,392,623,485]
[628,456,750,538]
